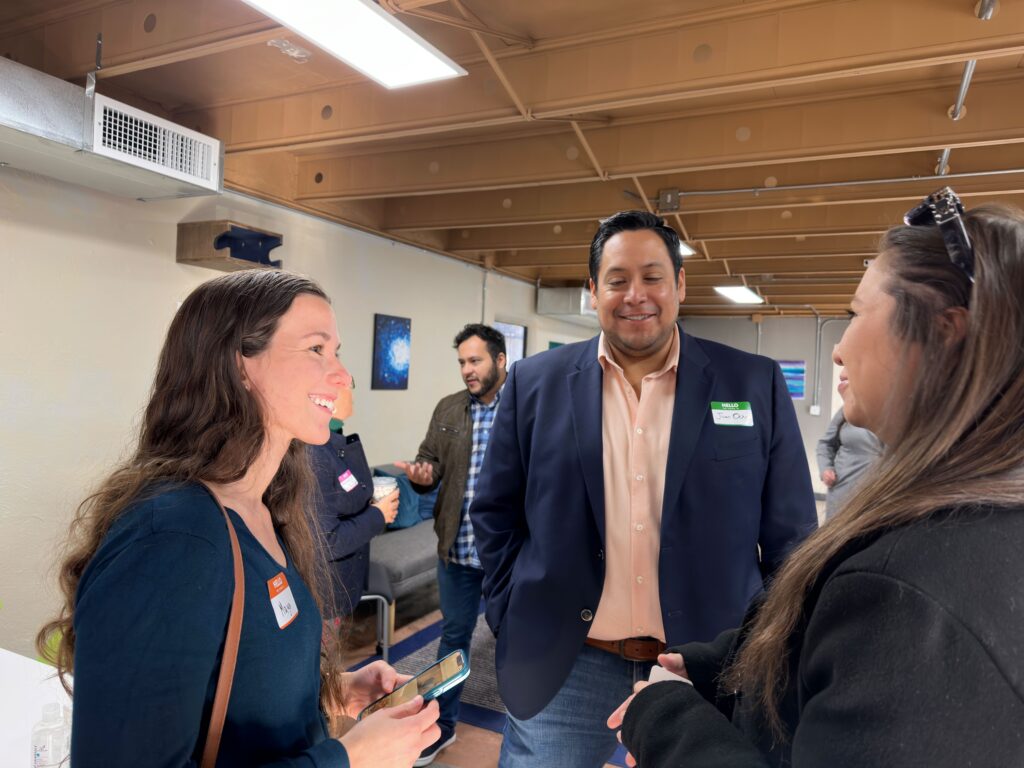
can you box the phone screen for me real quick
[359,651,467,719]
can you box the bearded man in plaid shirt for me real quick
[397,323,508,767]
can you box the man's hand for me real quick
[395,460,433,486]
[370,489,400,524]
[821,468,837,488]
[607,653,689,767]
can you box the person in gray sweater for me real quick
[815,408,883,520]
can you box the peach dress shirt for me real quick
[589,325,680,643]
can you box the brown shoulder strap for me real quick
[201,485,246,768]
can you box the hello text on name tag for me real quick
[711,401,754,427]
[268,572,299,629]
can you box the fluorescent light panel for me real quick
[679,242,697,257]
[714,286,765,304]
[241,0,468,89]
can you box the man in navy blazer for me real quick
[471,211,817,768]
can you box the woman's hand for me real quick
[821,468,837,487]
[607,653,690,767]
[607,681,649,768]
[370,489,400,524]
[341,696,440,768]
[340,661,412,719]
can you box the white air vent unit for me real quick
[0,57,221,200]
[536,286,599,329]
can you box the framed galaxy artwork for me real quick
[371,313,412,390]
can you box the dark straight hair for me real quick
[454,323,506,361]
[589,210,683,283]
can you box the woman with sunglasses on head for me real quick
[609,190,1024,767]
[38,269,439,767]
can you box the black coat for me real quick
[309,432,385,617]
[623,505,1024,767]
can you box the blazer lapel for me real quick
[568,338,606,543]
[662,327,714,517]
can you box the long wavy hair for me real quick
[725,204,1024,736]
[37,269,347,716]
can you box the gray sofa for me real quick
[368,515,437,601]
[360,465,439,657]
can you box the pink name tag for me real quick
[338,470,359,492]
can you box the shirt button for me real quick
[581,609,594,622]
[636,576,644,584]
[636,427,644,435]
[636,626,644,634]
[635,523,644,532]
[635,474,644,482]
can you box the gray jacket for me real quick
[815,409,883,519]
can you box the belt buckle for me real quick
[619,638,648,662]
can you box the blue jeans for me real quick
[498,644,654,768]
[435,559,484,731]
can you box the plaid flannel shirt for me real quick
[450,384,504,567]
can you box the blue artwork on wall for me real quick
[777,359,807,400]
[372,313,411,390]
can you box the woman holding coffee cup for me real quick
[310,368,400,619]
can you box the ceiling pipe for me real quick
[672,166,1024,199]
[679,304,840,314]
[937,1,996,173]
[948,59,978,122]
[978,0,998,21]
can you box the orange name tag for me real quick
[267,572,299,629]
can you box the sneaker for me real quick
[414,725,457,767]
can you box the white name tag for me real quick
[711,401,754,427]
[338,469,359,492]
[268,572,299,629]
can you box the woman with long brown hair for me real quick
[609,189,1024,766]
[38,269,439,767]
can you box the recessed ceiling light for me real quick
[679,242,697,257]
[714,286,765,304]
[241,0,467,89]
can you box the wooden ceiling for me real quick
[4,0,1024,316]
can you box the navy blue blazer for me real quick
[309,432,385,616]
[470,326,817,719]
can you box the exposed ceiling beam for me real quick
[382,0,535,48]
[169,0,1024,155]
[0,0,276,80]
[492,247,875,268]
[377,148,1024,232]
[98,26,284,78]
[529,252,868,278]
[445,191,1024,251]
[292,75,1024,201]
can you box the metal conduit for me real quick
[812,317,848,412]
[938,0,997,173]
[674,167,1024,199]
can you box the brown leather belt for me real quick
[584,636,666,662]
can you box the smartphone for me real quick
[358,649,470,720]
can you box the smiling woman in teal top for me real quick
[38,270,439,767]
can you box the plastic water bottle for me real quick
[31,703,67,767]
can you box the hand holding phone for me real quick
[358,650,469,720]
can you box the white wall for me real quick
[0,169,592,657]
[680,315,850,496]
